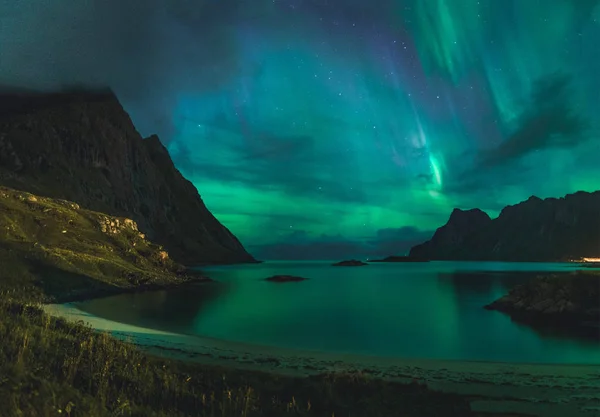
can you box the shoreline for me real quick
[47,272,214,304]
[44,302,600,417]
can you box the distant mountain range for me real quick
[0,87,255,265]
[409,191,600,262]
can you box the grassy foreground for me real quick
[0,186,474,416]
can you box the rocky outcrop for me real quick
[0,186,215,303]
[332,260,368,267]
[0,87,255,265]
[265,275,307,282]
[484,272,600,331]
[410,192,600,261]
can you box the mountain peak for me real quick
[410,191,600,261]
[448,208,490,222]
[0,88,255,265]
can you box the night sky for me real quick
[1,0,599,259]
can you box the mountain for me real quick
[0,87,255,265]
[410,191,600,261]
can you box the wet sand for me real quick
[44,303,600,417]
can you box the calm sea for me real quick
[75,261,600,364]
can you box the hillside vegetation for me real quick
[0,185,197,303]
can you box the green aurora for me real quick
[1,0,599,258]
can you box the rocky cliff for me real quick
[0,87,255,265]
[410,191,600,261]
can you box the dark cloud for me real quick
[249,226,433,260]
[477,73,588,168]
[0,0,262,141]
[168,114,369,204]
[183,157,368,204]
[438,72,591,206]
[444,160,534,194]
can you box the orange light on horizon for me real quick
[582,258,600,263]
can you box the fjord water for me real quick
[75,261,600,364]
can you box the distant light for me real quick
[582,257,600,262]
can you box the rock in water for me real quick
[0,87,255,265]
[410,192,600,261]
[265,275,307,282]
[332,260,368,266]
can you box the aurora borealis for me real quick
[1,0,599,259]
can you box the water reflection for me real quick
[75,282,229,335]
[436,270,539,297]
[74,262,600,363]
[437,270,600,342]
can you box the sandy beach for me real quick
[44,303,600,417]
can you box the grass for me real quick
[0,185,475,416]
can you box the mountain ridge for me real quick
[0,87,255,265]
[410,190,600,261]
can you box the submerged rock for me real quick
[265,275,308,282]
[332,260,368,267]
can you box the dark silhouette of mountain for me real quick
[0,87,255,265]
[410,192,600,261]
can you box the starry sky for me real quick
[1,0,599,259]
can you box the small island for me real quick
[369,256,429,263]
[265,275,308,282]
[332,260,368,267]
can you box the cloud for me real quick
[0,0,257,141]
[438,72,591,207]
[168,115,369,203]
[477,73,588,168]
[249,227,434,260]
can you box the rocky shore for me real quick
[484,271,600,336]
